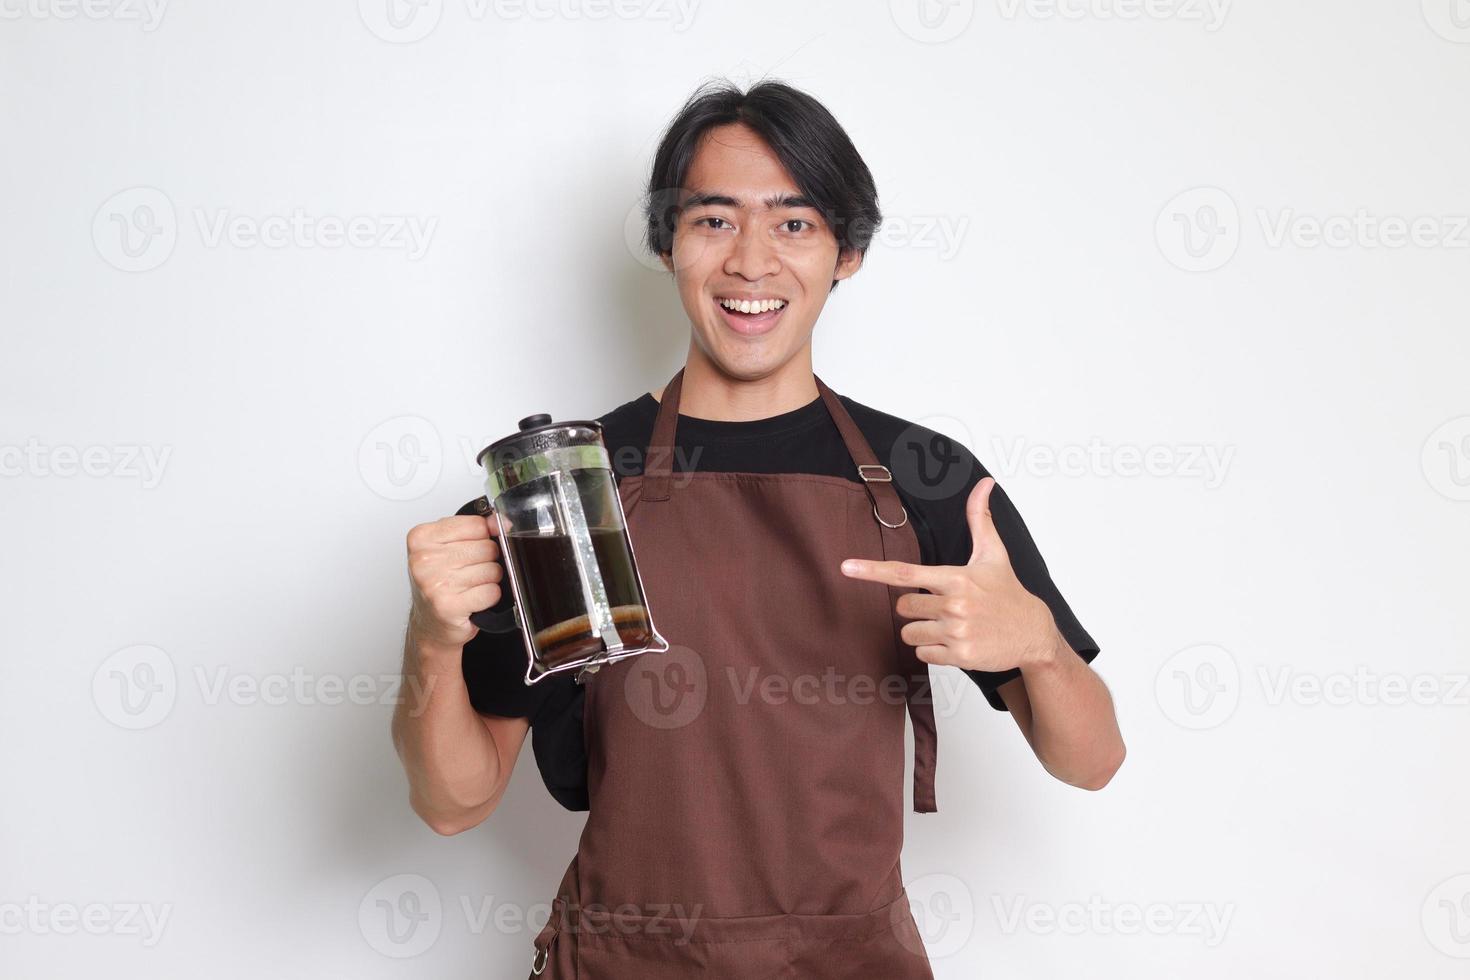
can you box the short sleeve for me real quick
[918,454,1101,711]
[461,632,590,811]
[460,628,545,718]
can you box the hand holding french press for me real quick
[405,514,507,652]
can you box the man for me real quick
[392,79,1124,977]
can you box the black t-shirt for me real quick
[459,388,1099,811]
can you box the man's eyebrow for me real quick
[680,191,821,211]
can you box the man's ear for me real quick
[659,251,674,273]
[833,246,863,283]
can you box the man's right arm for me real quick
[391,514,524,836]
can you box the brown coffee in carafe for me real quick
[505,526,654,671]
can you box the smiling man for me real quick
[392,78,1124,978]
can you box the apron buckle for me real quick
[872,500,908,529]
[857,465,908,527]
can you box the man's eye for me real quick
[696,216,730,230]
[781,219,812,233]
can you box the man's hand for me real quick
[839,477,1061,673]
[406,514,505,653]
[843,477,1125,789]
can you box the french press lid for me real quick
[475,414,608,501]
[475,413,604,466]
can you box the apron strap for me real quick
[642,367,910,524]
[814,375,939,814]
[638,366,939,812]
[812,376,906,527]
[640,367,686,503]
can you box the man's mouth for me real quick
[714,295,788,336]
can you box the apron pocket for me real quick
[784,890,935,980]
[574,904,794,980]
[565,891,933,980]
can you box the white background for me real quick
[3,1,1468,977]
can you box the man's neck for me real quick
[653,348,819,422]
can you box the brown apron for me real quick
[526,368,939,979]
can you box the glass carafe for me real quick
[469,413,669,684]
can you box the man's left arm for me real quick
[994,629,1124,790]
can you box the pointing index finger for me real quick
[840,558,955,592]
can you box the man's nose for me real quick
[723,226,781,280]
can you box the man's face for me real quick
[660,123,862,380]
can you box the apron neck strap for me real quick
[640,367,907,527]
[640,367,686,502]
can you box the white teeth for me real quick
[719,297,786,314]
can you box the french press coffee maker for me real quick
[470,413,669,684]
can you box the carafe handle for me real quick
[460,495,520,634]
[469,597,519,634]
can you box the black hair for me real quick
[642,78,881,292]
